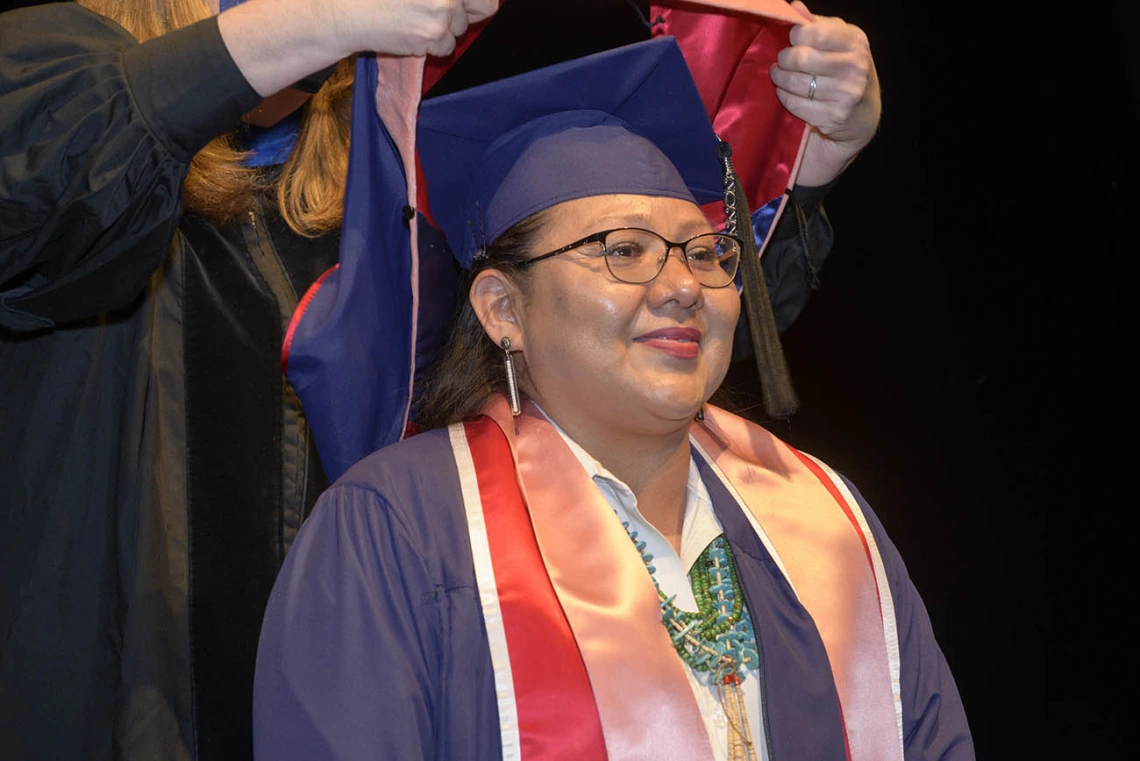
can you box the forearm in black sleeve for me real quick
[0,4,261,331]
[761,181,836,334]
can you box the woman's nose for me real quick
[651,246,702,306]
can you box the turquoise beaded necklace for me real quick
[622,523,759,684]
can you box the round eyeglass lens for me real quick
[600,229,661,283]
[685,233,740,287]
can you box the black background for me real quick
[4,0,1136,757]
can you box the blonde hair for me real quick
[79,0,353,237]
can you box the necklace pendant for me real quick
[717,656,757,761]
[722,677,758,761]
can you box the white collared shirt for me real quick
[542,412,768,761]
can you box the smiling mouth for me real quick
[635,328,702,343]
[640,335,698,344]
[634,328,703,358]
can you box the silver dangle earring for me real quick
[501,337,521,417]
[695,408,705,422]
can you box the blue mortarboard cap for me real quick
[417,38,724,268]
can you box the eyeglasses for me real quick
[517,228,742,289]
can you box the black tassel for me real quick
[718,140,799,419]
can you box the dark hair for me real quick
[413,211,550,430]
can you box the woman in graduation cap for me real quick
[253,37,973,761]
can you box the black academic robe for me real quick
[0,7,332,761]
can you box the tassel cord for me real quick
[718,140,799,420]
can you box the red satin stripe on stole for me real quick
[787,450,881,601]
[500,402,714,761]
[653,3,806,228]
[784,449,901,761]
[693,407,901,761]
[463,416,608,760]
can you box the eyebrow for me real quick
[592,213,714,238]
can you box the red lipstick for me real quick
[634,327,702,359]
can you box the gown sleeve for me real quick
[253,483,441,761]
[0,4,261,331]
[761,182,835,333]
[891,555,976,761]
[844,480,976,761]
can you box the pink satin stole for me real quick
[463,415,609,759]
[692,406,901,761]
[483,398,715,761]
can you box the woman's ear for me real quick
[470,269,526,348]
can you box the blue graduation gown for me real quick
[253,428,973,760]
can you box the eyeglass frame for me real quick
[513,227,744,288]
